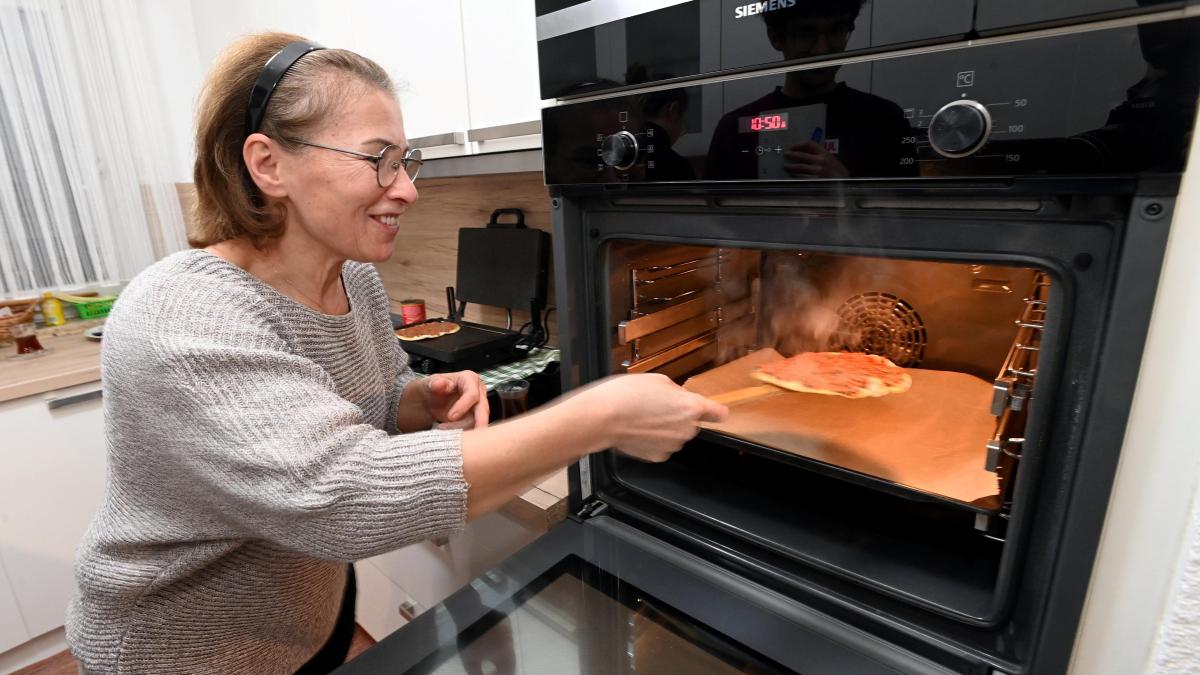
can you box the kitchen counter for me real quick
[0,331,102,403]
[0,331,568,527]
[503,470,569,531]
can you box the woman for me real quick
[66,32,726,674]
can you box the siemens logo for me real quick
[734,0,796,19]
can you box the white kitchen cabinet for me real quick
[0,557,29,654]
[186,0,540,156]
[460,0,543,131]
[189,0,472,141]
[387,1,473,140]
[354,560,416,641]
[357,511,541,638]
[0,382,107,639]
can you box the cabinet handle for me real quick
[46,388,102,410]
[398,600,417,621]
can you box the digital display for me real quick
[738,112,789,133]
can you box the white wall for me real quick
[1070,111,1200,674]
[188,0,473,140]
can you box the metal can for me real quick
[399,299,426,325]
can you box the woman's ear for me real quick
[243,133,287,198]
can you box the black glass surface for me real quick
[535,0,589,15]
[542,16,1200,183]
[401,556,793,675]
[974,0,1186,32]
[335,520,955,674]
[535,0,1188,100]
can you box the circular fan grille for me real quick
[832,292,927,367]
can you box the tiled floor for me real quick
[12,625,377,674]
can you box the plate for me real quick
[84,326,104,341]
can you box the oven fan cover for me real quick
[832,292,927,367]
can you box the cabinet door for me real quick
[354,561,415,641]
[189,0,471,141]
[363,511,541,618]
[0,559,29,653]
[461,0,543,130]
[389,0,471,139]
[0,384,107,638]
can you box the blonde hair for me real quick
[189,32,394,247]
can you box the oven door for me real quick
[333,515,967,675]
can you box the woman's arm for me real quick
[460,374,726,520]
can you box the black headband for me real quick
[245,40,325,137]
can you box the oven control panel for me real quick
[928,101,993,159]
[542,15,1199,184]
[600,131,640,170]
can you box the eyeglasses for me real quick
[286,139,423,186]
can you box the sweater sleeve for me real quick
[134,290,468,561]
[392,338,421,420]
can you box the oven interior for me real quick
[602,240,1052,623]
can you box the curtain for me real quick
[0,0,187,298]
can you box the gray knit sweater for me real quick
[66,249,467,674]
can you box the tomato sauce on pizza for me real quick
[752,351,912,399]
[395,321,461,341]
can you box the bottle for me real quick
[41,292,66,327]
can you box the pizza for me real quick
[751,351,912,399]
[395,321,461,341]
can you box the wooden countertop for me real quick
[0,330,102,403]
[502,470,570,531]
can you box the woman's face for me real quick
[278,86,418,263]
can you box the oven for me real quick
[337,3,1200,674]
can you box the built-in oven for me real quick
[338,3,1200,674]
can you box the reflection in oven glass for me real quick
[407,557,790,674]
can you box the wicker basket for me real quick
[0,298,39,342]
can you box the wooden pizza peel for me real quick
[683,348,1001,508]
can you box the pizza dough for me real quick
[395,321,461,341]
[752,351,912,399]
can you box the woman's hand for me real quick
[426,371,489,430]
[399,371,488,432]
[458,373,727,520]
[582,374,729,462]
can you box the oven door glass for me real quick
[334,518,967,675]
[599,238,1057,625]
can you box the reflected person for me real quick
[1058,14,1200,173]
[627,65,697,181]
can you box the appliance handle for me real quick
[46,387,102,410]
[446,286,461,322]
[488,208,526,229]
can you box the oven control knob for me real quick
[600,131,639,170]
[928,100,992,158]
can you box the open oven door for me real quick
[332,510,968,675]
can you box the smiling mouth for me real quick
[372,215,402,231]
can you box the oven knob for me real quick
[600,131,639,170]
[928,100,992,158]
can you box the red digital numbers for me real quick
[749,114,788,131]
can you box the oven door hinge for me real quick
[570,498,610,522]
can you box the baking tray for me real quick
[683,348,1003,513]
